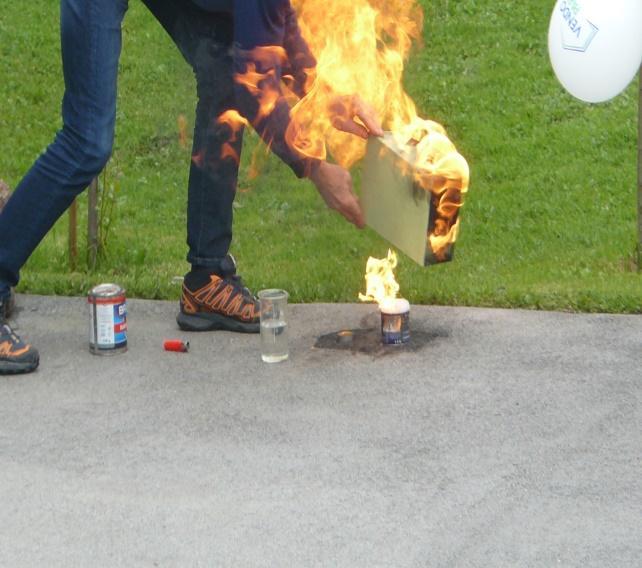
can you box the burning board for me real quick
[361,129,468,266]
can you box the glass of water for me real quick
[258,289,289,363]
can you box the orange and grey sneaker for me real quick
[176,266,260,334]
[0,322,39,375]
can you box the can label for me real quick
[89,301,127,349]
[381,311,410,345]
[88,284,127,353]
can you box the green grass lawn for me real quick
[1,0,641,312]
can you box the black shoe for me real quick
[177,268,260,333]
[0,322,39,375]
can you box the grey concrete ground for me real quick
[0,294,640,567]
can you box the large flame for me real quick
[358,249,400,307]
[227,0,469,258]
[287,0,423,167]
[228,0,422,166]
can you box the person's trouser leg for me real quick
[0,0,128,298]
[142,0,242,274]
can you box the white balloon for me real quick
[548,0,642,103]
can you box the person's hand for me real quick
[309,161,365,228]
[328,95,384,139]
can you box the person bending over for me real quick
[0,0,382,375]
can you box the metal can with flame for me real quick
[380,298,410,345]
[88,283,127,355]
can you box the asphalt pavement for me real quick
[0,294,640,567]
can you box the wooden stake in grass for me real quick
[88,177,99,269]
[0,179,10,211]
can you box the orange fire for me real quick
[226,0,469,256]
[216,110,249,165]
[287,0,423,167]
[358,249,400,308]
[394,119,470,261]
[227,0,422,164]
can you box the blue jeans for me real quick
[0,0,243,299]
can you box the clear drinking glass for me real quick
[258,289,289,363]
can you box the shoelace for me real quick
[1,324,19,344]
[228,274,255,300]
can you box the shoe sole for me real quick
[0,355,39,375]
[177,311,259,334]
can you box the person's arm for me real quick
[232,0,316,178]
[281,4,316,98]
[232,1,377,227]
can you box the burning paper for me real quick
[361,123,469,265]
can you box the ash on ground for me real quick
[314,311,448,357]
[314,328,443,356]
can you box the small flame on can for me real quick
[359,249,411,344]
